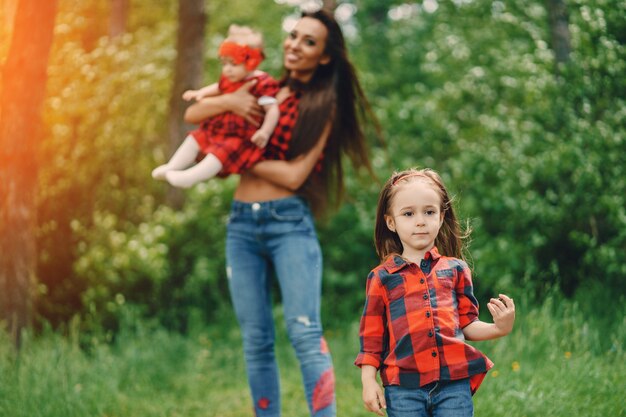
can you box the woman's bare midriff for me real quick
[233,171,295,202]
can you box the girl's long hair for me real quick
[284,9,379,216]
[374,168,468,261]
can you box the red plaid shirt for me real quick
[355,247,493,394]
[263,88,300,162]
[263,85,324,173]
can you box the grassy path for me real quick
[0,298,624,417]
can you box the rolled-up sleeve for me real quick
[456,261,479,329]
[355,270,388,368]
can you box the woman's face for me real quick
[283,17,330,82]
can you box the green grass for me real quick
[0,297,624,417]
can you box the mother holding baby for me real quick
[185,9,377,417]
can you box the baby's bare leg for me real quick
[152,135,199,180]
[165,153,223,189]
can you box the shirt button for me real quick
[432,351,437,357]
[428,331,433,337]
[420,279,425,284]
[251,202,261,211]
[426,311,431,318]
[423,294,428,300]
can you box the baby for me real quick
[152,25,280,188]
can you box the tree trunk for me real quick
[109,0,129,39]
[166,0,207,207]
[546,0,571,64]
[2,0,18,41]
[323,0,337,11]
[0,0,58,347]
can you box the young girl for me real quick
[355,168,516,417]
[151,25,280,189]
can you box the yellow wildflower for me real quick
[511,361,520,372]
[565,351,572,359]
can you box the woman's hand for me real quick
[184,79,263,125]
[227,80,263,125]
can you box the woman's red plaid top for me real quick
[263,87,300,162]
[263,82,325,173]
[354,247,494,394]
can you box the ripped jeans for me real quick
[226,197,336,417]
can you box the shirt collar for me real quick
[382,247,442,273]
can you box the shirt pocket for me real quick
[435,268,456,289]
[380,272,406,302]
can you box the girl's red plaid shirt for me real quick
[354,247,494,394]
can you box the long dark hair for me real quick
[374,168,468,261]
[285,9,379,216]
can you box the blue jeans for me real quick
[384,379,473,417]
[226,196,336,417]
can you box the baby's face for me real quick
[220,57,249,83]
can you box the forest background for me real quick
[0,0,624,416]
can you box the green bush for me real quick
[28,0,626,332]
[72,181,235,334]
[36,12,176,326]
[355,0,626,304]
[451,0,626,299]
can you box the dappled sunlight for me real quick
[0,1,624,414]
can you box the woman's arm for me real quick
[184,79,263,125]
[248,123,331,191]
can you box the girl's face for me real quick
[220,57,249,83]
[283,17,330,82]
[384,179,444,262]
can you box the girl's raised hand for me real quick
[487,294,516,336]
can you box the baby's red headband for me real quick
[218,41,264,71]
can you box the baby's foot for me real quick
[152,164,172,180]
[165,170,197,189]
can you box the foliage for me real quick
[6,0,622,331]
[36,8,176,326]
[69,181,235,335]
[446,0,626,299]
[353,0,626,304]
[0,296,624,416]
[31,0,295,332]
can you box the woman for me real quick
[185,9,377,417]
